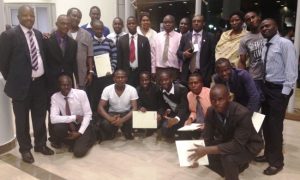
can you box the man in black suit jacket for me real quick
[117,16,151,87]
[177,15,216,87]
[188,84,263,180]
[0,5,54,163]
[158,71,189,140]
[44,15,78,96]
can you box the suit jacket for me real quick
[0,25,46,100]
[44,32,78,95]
[203,102,263,155]
[117,34,151,73]
[159,83,189,126]
[177,31,216,87]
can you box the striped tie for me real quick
[28,30,38,71]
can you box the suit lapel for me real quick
[50,33,64,59]
[16,26,31,63]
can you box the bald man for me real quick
[0,5,54,163]
[189,84,263,180]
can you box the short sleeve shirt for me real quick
[101,84,139,112]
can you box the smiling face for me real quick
[59,75,72,96]
[159,72,172,92]
[179,18,190,34]
[216,61,232,81]
[260,19,278,40]
[139,73,151,89]
[18,6,35,29]
[68,9,82,28]
[210,85,230,114]
[56,15,70,36]
[113,18,124,34]
[113,70,128,88]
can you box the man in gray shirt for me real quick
[238,11,265,107]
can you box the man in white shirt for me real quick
[50,74,96,157]
[107,17,127,45]
[98,69,138,140]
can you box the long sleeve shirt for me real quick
[261,34,298,95]
[50,89,92,134]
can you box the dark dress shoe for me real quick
[34,146,54,155]
[124,133,134,140]
[263,166,283,175]
[254,155,267,162]
[21,152,34,164]
[51,142,62,149]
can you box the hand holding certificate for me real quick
[132,111,157,129]
[94,53,112,77]
[175,140,209,167]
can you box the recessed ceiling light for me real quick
[281,4,284,7]
[183,1,187,4]
[169,3,173,6]
[254,2,259,5]
[276,0,281,3]
[158,6,162,9]
[186,11,190,14]
[149,8,152,11]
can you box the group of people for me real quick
[0,4,298,180]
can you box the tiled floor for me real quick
[1,119,300,180]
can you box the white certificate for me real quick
[252,112,265,133]
[177,123,202,131]
[132,111,157,129]
[175,140,209,167]
[94,53,112,78]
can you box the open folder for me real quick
[94,53,112,78]
[132,111,157,129]
[252,112,265,133]
[175,140,209,167]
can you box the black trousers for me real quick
[12,76,47,153]
[127,68,139,88]
[52,123,96,157]
[207,149,254,180]
[99,112,132,140]
[261,82,292,168]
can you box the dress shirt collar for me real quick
[86,22,92,29]
[192,30,203,36]
[20,24,33,35]
[164,30,175,37]
[94,35,105,42]
[59,88,74,99]
[267,33,280,44]
[129,33,138,39]
[163,83,175,95]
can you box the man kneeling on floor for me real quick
[50,74,96,157]
[188,84,263,180]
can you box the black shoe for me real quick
[50,142,62,149]
[21,151,34,164]
[124,133,134,140]
[263,166,283,175]
[34,146,54,155]
[254,155,267,162]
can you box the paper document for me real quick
[175,140,209,167]
[178,123,202,131]
[94,53,112,77]
[132,111,157,129]
[252,112,265,133]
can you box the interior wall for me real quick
[3,0,117,30]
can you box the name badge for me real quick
[193,44,199,52]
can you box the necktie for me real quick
[116,34,119,45]
[59,37,65,56]
[65,97,76,131]
[27,31,38,71]
[162,33,169,62]
[129,35,135,63]
[190,33,200,73]
[195,96,205,124]
[263,42,272,82]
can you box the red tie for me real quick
[129,35,135,63]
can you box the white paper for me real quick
[177,123,202,131]
[252,112,265,133]
[175,140,209,167]
[94,53,112,78]
[132,111,157,129]
[193,44,199,52]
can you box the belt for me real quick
[264,81,283,89]
[32,75,44,82]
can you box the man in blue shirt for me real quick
[81,6,110,37]
[255,18,298,176]
[213,58,260,112]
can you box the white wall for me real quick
[3,0,117,30]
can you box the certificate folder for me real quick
[132,111,157,129]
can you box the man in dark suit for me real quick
[44,15,78,146]
[44,15,78,96]
[188,84,263,180]
[158,71,189,141]
[117,16,151,87]
[0,5,54,163]
[177,15,216,87]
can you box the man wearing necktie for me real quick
[255,18,298,175]
[107,17,127,46]
[117,16,151,87]
[0,5,54,164]
[177,15,216,87]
